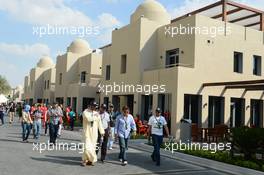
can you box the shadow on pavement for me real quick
[59,137,81,142]
[46,155,81,161]
[30,155,81,166]
[0,138,23,143]
[7,135,22,139]
[30,151,206,175]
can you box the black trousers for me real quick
[70,118,74,130]
[96,129,109,160]
[45,122,49,134]
[22,122,31,141]
[49,123,59,144]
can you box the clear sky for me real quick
[0,0,263,87]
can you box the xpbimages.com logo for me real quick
[32,24,100,37]
[164,140,232,154]
[32,141,101,154]
[164,24,232,38]
[98,82,166,95]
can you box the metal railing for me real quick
[144,63,194,71]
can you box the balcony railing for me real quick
[144,63,193,71]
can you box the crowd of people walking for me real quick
[0,101,171,167]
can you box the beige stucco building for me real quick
[54,39,102,113]
[12,85,24,102]
[21,0,264,138]
[23,39,102,113]
[23,56,56,105]
[100,0,264,139]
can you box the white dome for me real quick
[130,0,170,24]
[16,85,23,91]
[37,56,54,68]
[67,38,92,54]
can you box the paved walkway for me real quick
[0,119,262,175]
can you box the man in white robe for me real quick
[82,102,105,166]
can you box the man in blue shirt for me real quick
[115,106,136,166]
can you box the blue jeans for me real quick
[22,122,31,141]
[49,123,59,144]
[34,120,42,139]
[118,137,128,162]
[108,127,115,149]
[152,134,163,165]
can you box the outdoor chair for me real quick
[191,124,202,142]
[207,124,228,142]
[137,120,148,135]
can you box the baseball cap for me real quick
[101,104,107,109]
[155,107,162,113]
[90,101,98,107]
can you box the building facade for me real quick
[23,39,102,114]
[22,0,264,139]
[12,85,24,102]
[42,67,56,104]
[100,0,264,139]
[23,56,55,105]
[54,39,102,113]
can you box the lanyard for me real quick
[155,116,161,124]
[109,112,113,121]
[123,115,128,130]
[154,116,163,129]
[101,112,105,120]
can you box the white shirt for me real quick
[100,112,110,129]
[148,115,167,136]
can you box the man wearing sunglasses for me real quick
[148,107,170,166]
[115,106,137,166]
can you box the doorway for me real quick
[103,97,109,109]
[250,99,263,128]
[184,94,202,126]
[83,98,94,111]
[230,98,245,128]
[56,97,64,105]
[66,97,71,107]
[141,95,153,120]
[72,97,77,112]
[112,95,134,114]
[158,94,172,131]
[208,96,225,128]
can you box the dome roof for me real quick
[130,0,170,24]
[16,85,23,91]
[67,38,91,54]
[37,56,54,68]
